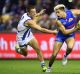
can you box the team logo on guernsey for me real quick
[68,18,73,22]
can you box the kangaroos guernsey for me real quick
[16,13,34,46]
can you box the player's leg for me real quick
[62,37,75,65]
[28,37,47,72]
[46,41,63,72]
[65,37,75,57]
[15,43,28,56]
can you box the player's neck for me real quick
[27,13,33,19]
[62,12,66,19]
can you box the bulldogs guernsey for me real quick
[56,10,76,42]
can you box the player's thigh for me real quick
[53,41,63,55]
[65,37,75,49]
[54,41,63,50]
[28,37,40,50]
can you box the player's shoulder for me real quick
[66,9,73,15]
[58,17,64,23]
[22,13,32,20]
[66,10,71,12]
[23,13,28,17]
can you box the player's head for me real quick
[27,5,36,18]
[54,4,66,18]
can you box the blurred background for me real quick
[0,0,80,59]
[0,0,80,32]
[0,0,80,74]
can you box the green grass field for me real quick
[0,60,80,74]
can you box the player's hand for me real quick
[35,9,46,17]
[35,9,45,17]
[52,30,58,34]
[75,25,80,29]
[39,9,46,15]
[76,21,80,29]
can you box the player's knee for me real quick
[68,48,72,52]
[15,47,20,53]
[68,46,73,50]
[67,44,74,50]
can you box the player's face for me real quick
[55,9,65,18]
[29,8,37,18]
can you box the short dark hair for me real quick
[27,5,35,12]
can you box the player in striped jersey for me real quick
[15,6,57,72]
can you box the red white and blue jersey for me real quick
[56,10,76,42]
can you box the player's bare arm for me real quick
[56,20,79,35]
[25,20,57,34]
[71,9,80,16]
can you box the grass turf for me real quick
[0,60,80,74]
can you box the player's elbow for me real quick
[62,31,69,35]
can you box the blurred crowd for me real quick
[0,0,80,33]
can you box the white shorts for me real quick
[16,31,34,47]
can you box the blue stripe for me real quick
[22,28,30,40]
[23,19,32,27]
[18,18,32,32]
[18,28,27,32]
[27,29,31,37]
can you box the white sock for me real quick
[40,61,45,67]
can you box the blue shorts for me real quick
[56,35,74,43]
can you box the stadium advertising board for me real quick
[0,33,80,59]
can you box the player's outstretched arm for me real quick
[25,20,57,34]
[33,9,45,22]
[56,20,79,35]
[71,9,80,16]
